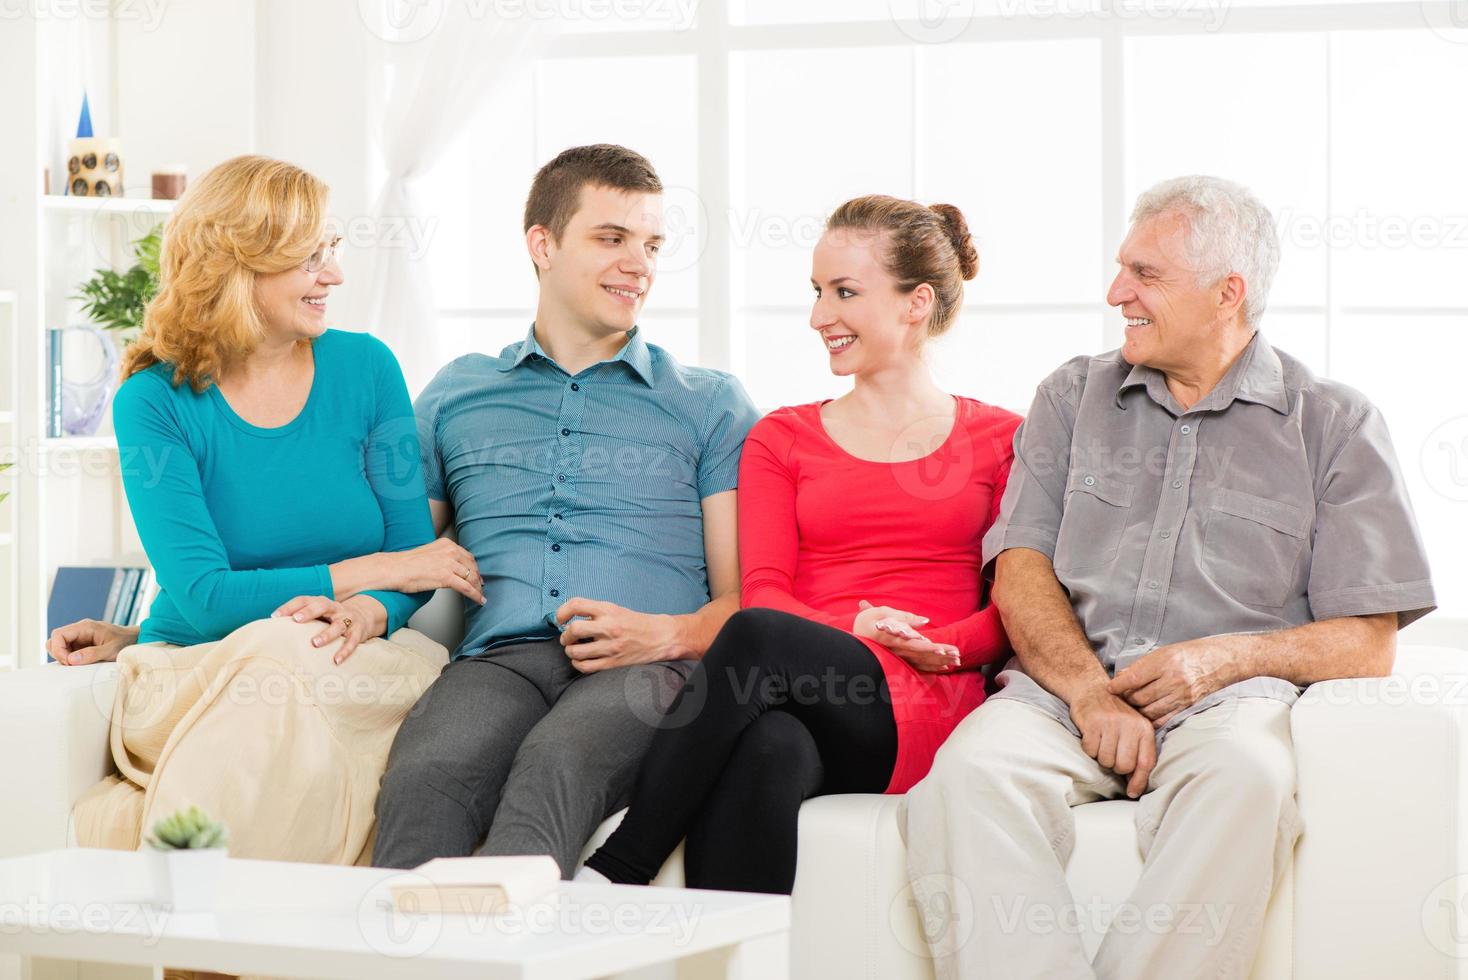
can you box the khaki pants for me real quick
[900,697,1301,980]
[75,617,447,866]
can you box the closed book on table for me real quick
[390,855,560,915]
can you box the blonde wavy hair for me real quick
[122,155,331,390]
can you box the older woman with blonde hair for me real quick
[52,155,482,866]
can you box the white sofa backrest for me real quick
[408,587,465,653]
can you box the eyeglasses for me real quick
[305,235,343,274]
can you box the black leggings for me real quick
[584,607,899,894]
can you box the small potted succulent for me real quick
[145,805,229,912]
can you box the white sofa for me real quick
[2,589,1465,979]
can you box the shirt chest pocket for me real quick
[1201,488,1311,607]
[1055,470,1135,572]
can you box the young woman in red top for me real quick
[582,195,1022,894]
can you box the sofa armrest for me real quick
[1291,644,1467,979]
[0,663,120,858]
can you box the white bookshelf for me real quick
[0,14,205,670]
[41,195,176,217]
[0,291,18,668]
[0,191,166,669]
[11,197,165,669]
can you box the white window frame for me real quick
[432,4,1467,638]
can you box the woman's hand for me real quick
[272,594,387,665]
[331,539,486,605]
[48,620,141,666]
[853,600,962,674]
[391,539,486,603]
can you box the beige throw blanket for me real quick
[75,616,447,865]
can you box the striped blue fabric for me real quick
[416,325,760,659]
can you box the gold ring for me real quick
[342,617,353,631]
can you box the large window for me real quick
[419,4,1468,617]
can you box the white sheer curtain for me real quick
[353,4,556,392]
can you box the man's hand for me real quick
[1069,686,1157,798]
[48,619,140,666]
[555,598,685,673]
[1108,636,1240,729]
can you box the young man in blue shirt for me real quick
[371,145,760,875]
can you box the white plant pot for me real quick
[147,847,227,913]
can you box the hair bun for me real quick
[930,203,978,281]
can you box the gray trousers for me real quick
[372,639,693,877]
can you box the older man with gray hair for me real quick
[901,175,1436,978]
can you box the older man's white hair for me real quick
[1130,175,1280,328]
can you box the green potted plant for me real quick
[145,804,229,912]
[74,225,162,338]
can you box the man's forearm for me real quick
[1223,612,1397,687]
[993,548,1108,706]
[667,591,741,660]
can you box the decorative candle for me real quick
[152,165,188,201]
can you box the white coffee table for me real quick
[0,849,790,979]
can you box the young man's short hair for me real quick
[523,144,663,244]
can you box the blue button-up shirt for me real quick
[415,325,761,659]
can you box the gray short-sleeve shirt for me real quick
[982,332,1436,737]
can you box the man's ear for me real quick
[526,225,555,274]
[1218,272,1248,323]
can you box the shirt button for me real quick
[1083,475,1096,487]
[557,474,566,483]
[1171,480,1183,489]
[561,428,570,437]
[1133,638,1147,645]
[1160,530,1171,539]
[1180,424,1192,434]
[549,589,560,598]
[551,544,561,552]
[554,513,563,520]
[570,383,580,392]
[1148,580,1159,590]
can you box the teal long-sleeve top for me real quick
[113,329,435,647]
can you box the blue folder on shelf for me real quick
[45,565,150,662]
[46,567,118,638]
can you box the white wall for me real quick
[254,0,377,331]
[110,0,379,330]
[112,0,256,192]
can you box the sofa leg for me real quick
[676,931,789,980]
